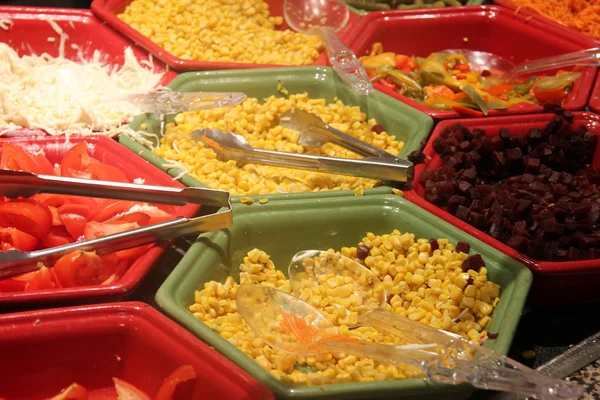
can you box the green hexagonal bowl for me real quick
[120,66,434,203]
[155,194,532,400]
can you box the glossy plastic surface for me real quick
[590,71,600,114]
[494,0,600,45]
[0,136,199,307]
[0,302,274,400]
[91,0,360,72]
[155,194,532,400]
[0,6,176,137]
[346,6,598,120]
[404,112,600,305]
[119,66,434,203]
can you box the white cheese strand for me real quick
[0,38,164,136]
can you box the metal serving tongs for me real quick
[191,129,414,183]
[0,170,232,278]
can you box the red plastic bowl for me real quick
[346,6,598,120]
[91,0,360,72]
[0,6,177,137]
[590,71,600,114]
[0,302,274,400]
[494,0,600,45]
[404,112,600,306]
[0,136,200,307]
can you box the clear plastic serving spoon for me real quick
[120,91,247,114]
[443,48,600,80]
[283,0,373,95]
[282,250,583,399]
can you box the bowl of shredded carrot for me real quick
[494,0,600,42]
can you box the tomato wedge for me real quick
[89,163,129,183]
[24,266,56,291]
[34,152,56,175]
[112,378,151,400]
[59,203,91,240]
[533,86,568,104]
[42,226,74,248]
[60,142,99,178]
[0,200,52,239]
[0,278,27,292]
[114,244,153,262]
[154,365,196,400]
[50,382,88,400]
[0,143,40,173]
[0,227,38,252]
[84,221,140,241]
[54,251,116,287]
[89,200,142,223]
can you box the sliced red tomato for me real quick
[455,63,471,73]
[0,200,52,239]
[101,258,130,286]
[84,221,140,241]
[115,212,151,226]
[112,378,151,400]
[34,152,56,175]
[35,194,96,208]
[50,206,63,226]
[0,143,40,173]
[114,244,153,262]
[0,227,38,252]
[24,266,56,291]
[50,382,88,400]
[89,200,142,223]
[59,203,91,240]
[0,278,27,292]
[53,251,116,287]
[533,86,568,104]
[60,142,99,178]
[89,163,129,183]
[42,226,74,248]
[154,365,196,400]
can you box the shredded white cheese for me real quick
[0,18,12,31]
[133,178,145,184]
[0,25,164,137]
[47,37,56,43]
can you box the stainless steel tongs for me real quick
[0,170,232,278]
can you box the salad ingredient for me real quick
[42,365,196,400]
[190,232,501,385]
[150,93,403,196]
[510,0,600,40]
[0,142,175,292]
[118,0,323,65]
[418,111,599,262]
[0,40,163,136]
[360,43,582,115]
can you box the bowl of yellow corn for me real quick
[155,194,532,399]
[91,0,361,71]
[120,66,434,203]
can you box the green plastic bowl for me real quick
[120,66,433,203]
[348,0,486,16]
[155,194,532,400]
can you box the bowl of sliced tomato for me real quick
[0,136,200,306]
[0,302,274,400]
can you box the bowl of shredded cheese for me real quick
[155,194,532,400]
[0,6,173,138]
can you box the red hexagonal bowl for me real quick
[0,302,274,400]
[345,6,597,120]
[404,112,600,306]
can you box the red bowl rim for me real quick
[404,111,600,275]
[344,5,598,120]
[90,0,358,72]
[590,71,600,114]
[493,0,600,45]
[0,136,200,305]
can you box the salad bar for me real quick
[0,0,599,399]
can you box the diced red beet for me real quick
[458,180,472,194]
[461,254,485,272]
[525,158,541,173]
[455,241,470,254]
[487,332,499,339]
[435,182,455,198]
[371,124,385,134]
[507,236,530,252]
[455,205,471,221]
[429,238,439,252]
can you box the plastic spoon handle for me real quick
[505,48,600,79]
[313,26,373,96]
[358,310,583,399]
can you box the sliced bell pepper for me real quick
[484,84,514,97]
[452,106,484,117]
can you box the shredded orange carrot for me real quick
[508,0,600,39]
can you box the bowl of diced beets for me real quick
[0,302,274,400]
[0,136,200,307]
[404,108,600,306]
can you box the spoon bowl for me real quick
[283,0,349,33]
[441,49,515,75]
